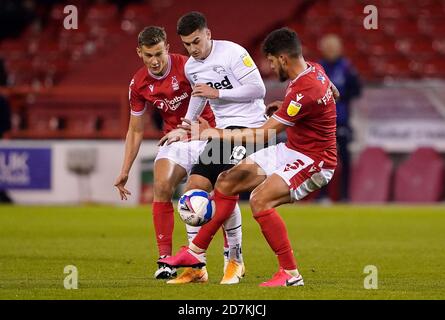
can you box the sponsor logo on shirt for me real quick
[206,75,233,89]
[287,100,302,117]
[153,92,189,112]
[317,88,333,105]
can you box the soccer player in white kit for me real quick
[160,11,268,284]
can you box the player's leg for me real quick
[220,202,246,284]
[250,146,335,287]
[166,173,212,284]
[161,160,265,266]
[152,158,187,279]
[167,172,246,284]
[249,173,304,287]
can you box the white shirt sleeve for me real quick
[218,68,266,102]
[183,96,208,121]
[183,63,208,121]
[218,42,266,102]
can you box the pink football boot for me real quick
[259,268,304,287]
[158,246,206,268]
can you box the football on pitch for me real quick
[177,189,215,227]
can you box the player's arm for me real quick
[191,69,266,102]
[179,115,287,144]
[114,114,144,200]
[158,66,208,146]
[158,95,207,146]
[330,81,340,102]
[115,77,146,200]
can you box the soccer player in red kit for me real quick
[160,27,339,287]
[113,26,216,279]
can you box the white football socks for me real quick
[222,203,244,264]
[185,203,244,264]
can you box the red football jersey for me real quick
[129,53,215,134]
[272,62,337,169]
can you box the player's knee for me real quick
[249,190,269,214]
[215,171,237,195]
[153,180,174,201]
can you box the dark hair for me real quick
[177,11,207,36]
[138,26,167,47]
[262,27,302,58]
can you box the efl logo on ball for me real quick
[177,189,215,227]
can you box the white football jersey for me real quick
[185,40,266,129]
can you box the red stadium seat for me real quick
[121,3,154,34]
[85,3,119,26]
[349,147,393,203]
[395,37,434,58]
[382,18,420,37]
[422,58,445,78]
[372,56,416,79]
[394,148,445,202]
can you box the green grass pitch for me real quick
[0,204,444,300]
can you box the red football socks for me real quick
[192,189,239,250]
[152,201,174,257]
[254,208,297,270]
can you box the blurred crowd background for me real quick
[0,0,444,205]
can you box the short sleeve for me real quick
[272,87,309,126]
[228,43,258,82]
[129,78,146,116]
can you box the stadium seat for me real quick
[394,148,445,203]
[349,147,393,203]
[422,58,445,78]
[121,3,154,34]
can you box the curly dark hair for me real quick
[262,27,302,58]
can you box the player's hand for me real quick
[114,173,131,200]
[157,128,188,146]
[192,83,219,99]
[330,82,340,102]
[178,117,212,140]
[265,100,282,117]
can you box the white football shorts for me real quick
[248,142,335,201]
[155,140,208,175]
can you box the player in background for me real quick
[161,27,339,287]
[159,11,268,284]
[114,26,240,281]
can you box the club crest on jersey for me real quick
[148,84,154,92]
[171,76,179,91]
[317,71,326,84]
[213,66,227,75]
[287,100,302,117]
[241,53,254,67]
